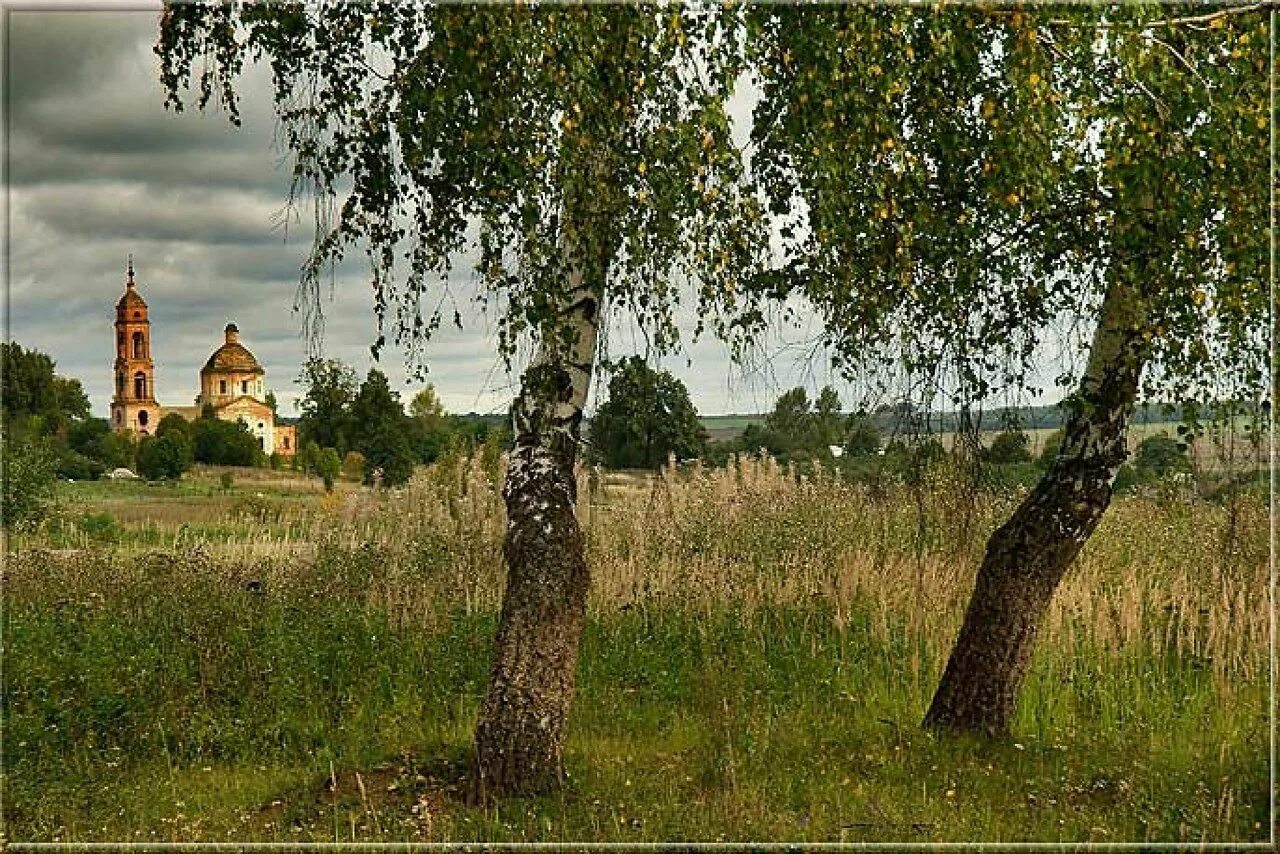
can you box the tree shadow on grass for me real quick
[250,742,474,842]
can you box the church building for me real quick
[110,260,297,456]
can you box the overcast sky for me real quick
[8,6,882,421]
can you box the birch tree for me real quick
[748,3,1269,735]
[157,1,762,797]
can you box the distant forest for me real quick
[700,401,1189,443]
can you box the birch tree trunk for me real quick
[466,39,631,794]
[468,244,604,800]
[923,275,1150,735]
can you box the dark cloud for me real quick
[9,10,287,196]
[21,183,292,245]
[7,8,910,423]
[8,11,154,113]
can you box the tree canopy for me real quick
[352,368,417,486]
[732,385,849,463]
[158,3,766,368]
[296,357,359,454]
[587,357,706,469]
[155,0,1272,785]
[190,417,263,467]
[137,433,192,481]
[158,6,776,795]
[2,342,91,434]
[2,342,130,484]
[746,4,1268,423]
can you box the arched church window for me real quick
[116,373,125,393]
[220,380,227,395]
[138,410,149,427]
[133,372,146,399]
[132,331,145,358]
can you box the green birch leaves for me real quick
[158,3,1269,422]
[747,3,1268,421]
[159,2,765,372]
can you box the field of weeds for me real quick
[4,453,1269,843]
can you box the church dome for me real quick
[116,287,147,311]
[201,323,265,375]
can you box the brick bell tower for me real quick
[110,256,158,436]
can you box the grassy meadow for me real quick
[4,454,1269,844]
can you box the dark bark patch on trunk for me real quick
[468,427,589,802]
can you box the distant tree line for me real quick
[1,345,110,525]
[0,342,283,521]
[294,357,508,489]
[585,357,1200,501]
[135,408,266,481]
[711,385,1196,497]
[3,343,118,528]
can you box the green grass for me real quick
[6,558,1266,843]
[54,466,328,504]
[4,454,1268,843]
[19,467,336,550]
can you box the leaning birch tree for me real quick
[748,3,1269,735]
[157,2,761,797]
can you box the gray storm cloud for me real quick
[5,8,907,422]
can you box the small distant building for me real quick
[110,258,296,456]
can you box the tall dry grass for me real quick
[12,449,1265,684]
[289,451,1267,685]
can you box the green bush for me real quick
[299,440,321,475]
[341,450,366,481]
[77,510,123,544]
[1113,462,1151,494]
[881,437,946,482]
[54,448,105,482]
[190,417,261,467]
[1038,428,1065,467]
[136,433,190,481]
[65,418,136,472]
[156,413,191,441]
[3,436,57,530]
[1113,435,1193,494]
[1133,434,1192,478]
[317,447,342,492]
[986,430,1032,464]
[844,417,883,457]
[361,424,416,487]
[978,461,1042,492]
[95,431,137,470]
